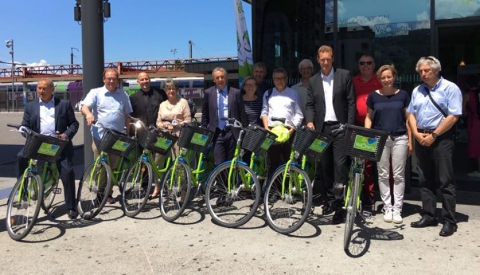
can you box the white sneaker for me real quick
[392,210,403,224]
[383,209,393,223]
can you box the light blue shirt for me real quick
[407,77,462,129]
[260,87,303,129]
[82,86,133,140]
[39,97,55,136]
[217,87,228,129]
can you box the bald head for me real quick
[137,72,151,92]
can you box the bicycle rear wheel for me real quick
[121,159,153,217]
[264,164,312,234]
[344,172,360,251]
[6,173,43,241]
[160,161,192,222]
[41,165,59,212]
[77,161,112,220]
[205,162,261,228]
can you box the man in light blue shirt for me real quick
[407,56,462,237]
[81,68,133,204]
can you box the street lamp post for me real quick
[5,39,14,112]
[70,47,79,74]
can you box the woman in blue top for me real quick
[364,64,412,224]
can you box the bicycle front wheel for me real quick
[264,164,312,234]
[6,173,43,241]
[160,161,192,222]
[121,159,153,217]
[77,161,112,220]
[41,165,59,212]
[344,172,360,251]
[205,162,261,228]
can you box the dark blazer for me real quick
[201,85,247,139]
[21,97,79,158]
[305,68,356,130]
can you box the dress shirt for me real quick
[39,97,55,136]
[322,70,338,122]
[217,87,228,129]
[260,87,303,128]
[407,77,462,129]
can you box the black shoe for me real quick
[268,193,280,204]
[322,203,335,215]
[68,209,78,220]
[362,196,375,208]
[411,216,439,228]
[106,196,116,204]
[332,208,345,224]
[439,223,457,237]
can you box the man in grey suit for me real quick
[305,45,356,224]
[201,67,247,166]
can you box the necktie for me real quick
[219,90,226,130]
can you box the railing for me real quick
[0,56,236,82]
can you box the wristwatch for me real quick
[432,132,439,139]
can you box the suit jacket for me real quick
[305,68,356,131]
[21,97,79,158]
[201,85,247,140]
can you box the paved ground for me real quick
[0,112,479,274]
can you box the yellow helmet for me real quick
[270,125,290,143]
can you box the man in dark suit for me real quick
[305,45,356,224]
[17,79,79,219]
[201,67,247,165]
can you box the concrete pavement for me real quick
[1,112,480,274]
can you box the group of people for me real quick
[16,45,462,237]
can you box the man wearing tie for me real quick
[305,45,356,224]
[17,78,79,219]
[201,67,247,165]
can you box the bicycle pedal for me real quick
[362,211,372,218]
[53,188,62,194]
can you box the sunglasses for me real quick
[359,61,373,65]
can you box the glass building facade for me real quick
[251,0,480,92]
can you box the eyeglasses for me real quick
[359,61,373,66]
[422,56,438,64]
[165,87,176,91]
[244,84,256,88]
[273,77,287,81]
[104,78,118,82]
[300,67,312,71]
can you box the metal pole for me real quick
[10,40,14,113]
[189,40,193,59]
[81,0,105,165]
[71,47,74,74]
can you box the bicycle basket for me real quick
[293,126,333,159]
[343,125,388,162]
[99,129,138,157]
[177,123,214,152]
[242,125,278,155]
[139,128,178,155]
[23,131,69,162]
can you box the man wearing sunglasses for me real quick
[353,54,382,209]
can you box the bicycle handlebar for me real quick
[221,117,243,129]
[330,123,346,135]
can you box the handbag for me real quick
[424,87,459,138]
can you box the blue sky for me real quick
[0,0,252,67]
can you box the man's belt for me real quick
[417,128,436,134]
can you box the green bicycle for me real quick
[264,125,332,234]
[204,118,276,228]
[336,124,387,252]
[121,117,177,218]
[6,124,68,241]
[76,122,138,220]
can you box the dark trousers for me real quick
[213,128,236,166]
[17,149,76,210]
[315,124,350,206]
[267,137,293,176]
[415,132,457,224]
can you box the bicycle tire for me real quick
[264,164,312,234]
[205,162,261,228]
[77,161,112,220]
[41,165,59,212]
[121,159,153,217]
[344,172,360,251]
[6,173,43,241]
[159,160,192,222]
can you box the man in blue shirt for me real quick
[407,56,462,237]
[81,68,133,204]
